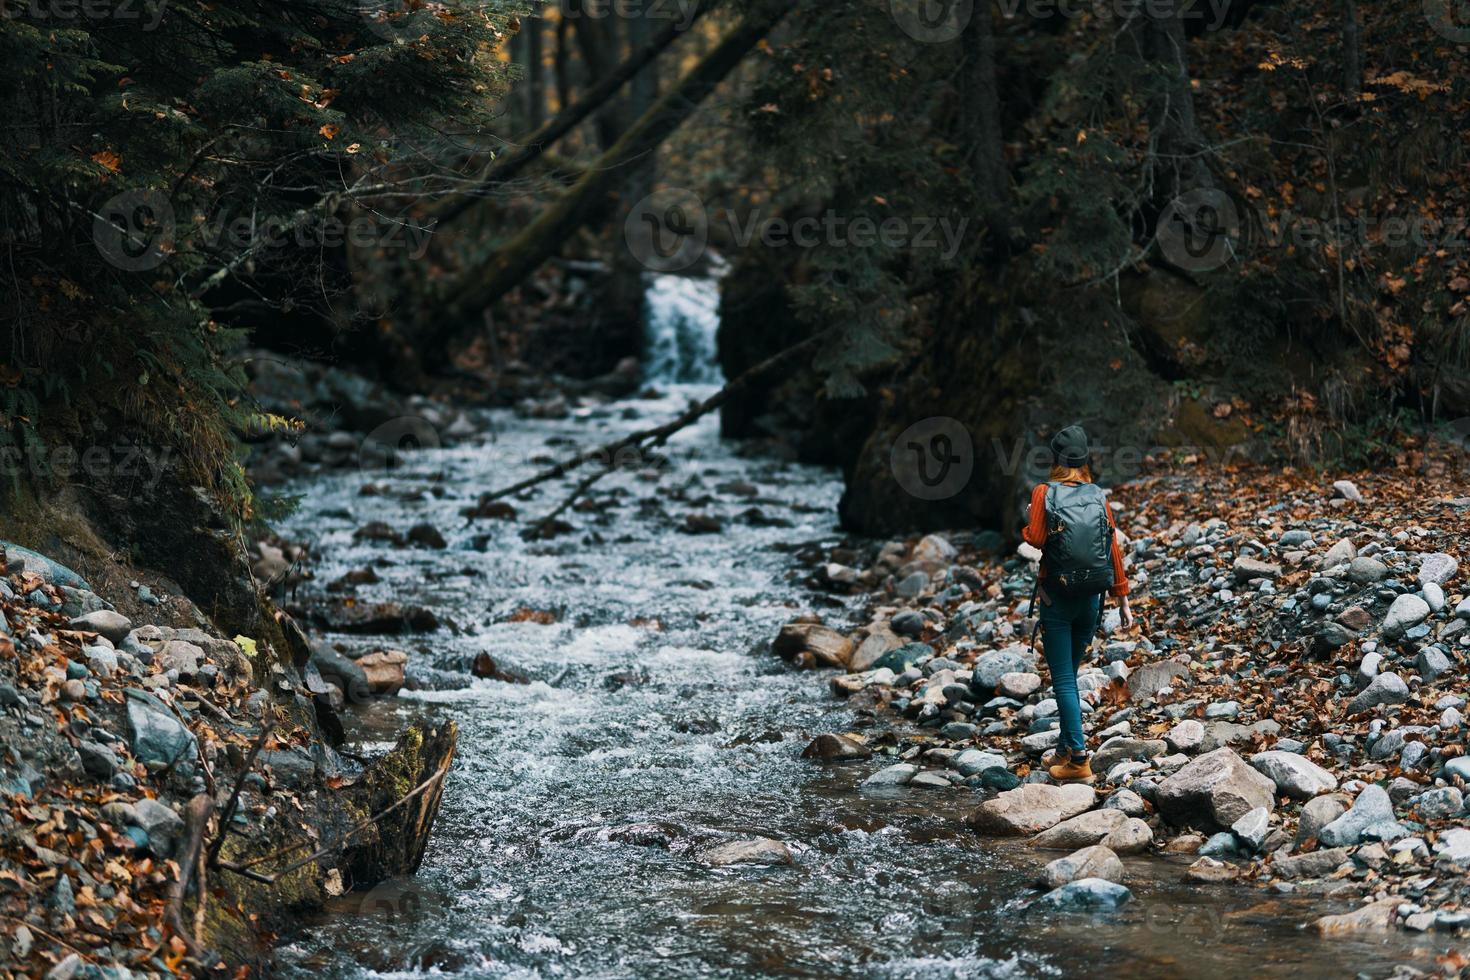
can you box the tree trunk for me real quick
[1340,0,1361,102]
[434,0,710,226]
[438,4,790,328]
[554,9,572,114]
[526,13,545,130]
[960,6,1009,237]
[573,14,627,150]
[1142,5,1213,197]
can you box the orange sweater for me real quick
[1022,482,1130,598]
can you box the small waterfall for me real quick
[640,264,726,385]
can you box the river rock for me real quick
[1317,785,1404,846]
[1043,845,1124,889]
[862,763,918,788]
[1155,747,1276,832]
[1104,788,1147,818]
[1323,538,1357,569]
[699,837,793,867]
[1230,806,1271,852]
[954,749,1007,777]
[1101,818,1153,855]
[773,623,853,669]
[1312,898,1400,935]
[1192,857,1248,885]
[1272,846,1351,879]
[1382,595,1431,639]
[912,533,957,563]
[125,689,196,770]
[966,783,1096,836]
[76,740,118,780]
[132,798,184,857]
[1164,719,1205,754]
[1035,878,1132,911]
[356,650,408,695]
[1346,557,1389,585]
[970,645,1035,692]
[849,629,902,672]
[801,734,872,762]
[1419,552,1459,586]
[68,610,132,644]
[998,672,1042,699]
[1030,809,1127,849]
[1126,660,1191,701]
[1092,737,1165,774]
[1347,671,1409,714]
[1233,556,1281,582]
[1297,794,1349,843]
[1249,751,1338,800]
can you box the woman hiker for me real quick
[1021,424,1133,783]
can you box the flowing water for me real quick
[274,278,1448,978]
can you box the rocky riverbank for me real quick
[0,541,456,976]
[780,458,1470,936]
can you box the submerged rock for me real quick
[699,837,794,867]
[1035,878,1132,911]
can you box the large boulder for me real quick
[966,783,1097,836]
[1155,747,1276,832]
[1249,751,1338,800]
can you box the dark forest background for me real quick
[3,0,1468,548]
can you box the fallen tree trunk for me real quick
[439,2,791,327]
[472,324,833,509]
[432,0,713,226]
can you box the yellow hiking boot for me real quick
[1047,750,1095,783]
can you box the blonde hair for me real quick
[1049,464,1092,483]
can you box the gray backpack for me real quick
[1041,482,1115,598]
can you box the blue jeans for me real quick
[1038,588,1101,755]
